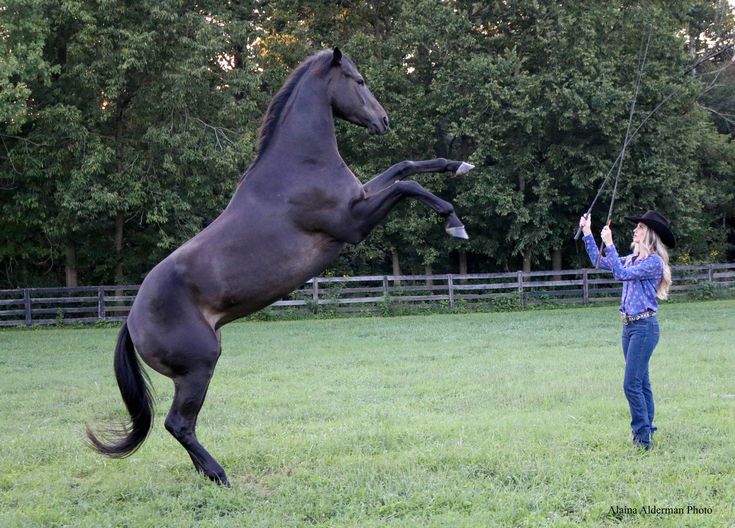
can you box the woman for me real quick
[579,210,675,450]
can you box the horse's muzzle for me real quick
[369,115,390,135]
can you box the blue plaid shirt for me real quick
[583,234,663,316]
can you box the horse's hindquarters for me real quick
[127,260,221,377]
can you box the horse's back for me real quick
[130,206,345,334]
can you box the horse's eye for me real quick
[357,79,365,86]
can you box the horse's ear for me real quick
[332,47,342,66]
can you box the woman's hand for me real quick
[579,214,592,236]
[601,225,614,247]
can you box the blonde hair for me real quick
[631,225,671,300]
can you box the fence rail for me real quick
[2,263,734,327]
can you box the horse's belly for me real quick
[197,233,345,326]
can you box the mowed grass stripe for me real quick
[0,300,733,527]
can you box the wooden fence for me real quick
[1,263,734,327]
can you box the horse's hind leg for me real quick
[166,365,229,486]
[165,365,229,486]
[159,326,229,486]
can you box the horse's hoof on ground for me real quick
[446,225,469,239]
[210,473,230,487]
[455,162,475,176]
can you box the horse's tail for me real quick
[86,321,154,458]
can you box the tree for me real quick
[2,0,734,288]
[1,0,261,286]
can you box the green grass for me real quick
[1,300,734,527]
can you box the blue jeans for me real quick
[621,316,660,445]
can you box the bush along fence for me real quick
[1,263,734,327]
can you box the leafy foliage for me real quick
[1,0,734,286]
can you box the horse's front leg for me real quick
[348,180,468,242]
[363,158,474,194]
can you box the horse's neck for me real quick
[227,76,345,209]
[266,77,340,164]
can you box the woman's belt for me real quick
[621,310,656,325]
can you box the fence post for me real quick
[311,278,319,313]
[517,271,524,307]
[582,270,589,304]
[447,274,454,309]
[708,264,714,282]
[98,287,106,320]
[382,275,390,303]
[24,288,32,326]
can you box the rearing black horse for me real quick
[87,48,474,486]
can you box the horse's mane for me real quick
[239,50,333,182]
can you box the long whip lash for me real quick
[575,27,729,246]
[593,26,652,268]
[573,26,655,268]
[574,90,676,237]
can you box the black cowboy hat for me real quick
[624,210,676,248]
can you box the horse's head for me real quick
[327,48,389,135]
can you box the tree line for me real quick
[2,0,734,288]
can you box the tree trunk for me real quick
[522,256,531,273]
[458,250,468,284]
[458,250,468,275]
[390,246,401,286]
[114,212,124,284]
[552,248,562,281]
[424,264,433,286]
[65,242,78,287]
[688,23,697,77]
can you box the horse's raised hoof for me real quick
[446,225,469,239]
[455,162,475,176]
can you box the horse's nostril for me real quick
[382,116,390,128]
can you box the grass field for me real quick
[1,300,733,527]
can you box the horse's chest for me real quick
[289,179,361,211]
[289,188,344,211]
